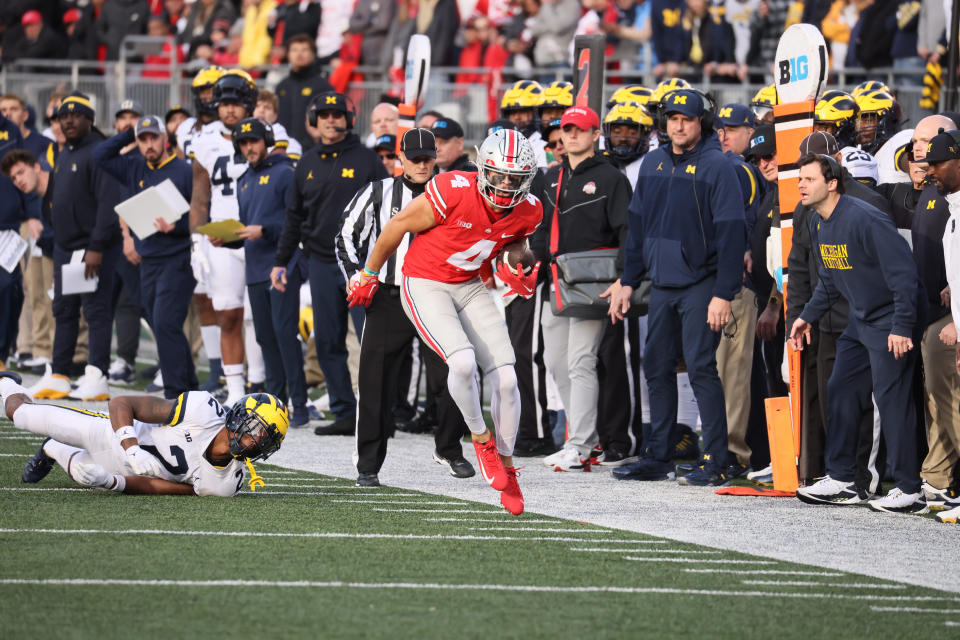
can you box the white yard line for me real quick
[330,500,465,505]
[468,527,643,534]
[685,569,845,576]
[572,548,720,554]
[0,528,657,544]
[261,483,388,489]
[742,580,906,590]
[0,487,87,492]
[869,606,960,614]
[0,578,955,603]
[372,508,503,514]
[425,518,559,523]
[625,557,775,565]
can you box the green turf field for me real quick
[1,417,958,639]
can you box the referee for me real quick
[337,129,473,487]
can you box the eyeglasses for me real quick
[545,141,558,150]
[378,152,397,160]
[756,153,775,162]
[316,111,344,120]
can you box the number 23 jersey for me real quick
[189,123,248,222]
[403,171,543,283]
[133,391,244,497]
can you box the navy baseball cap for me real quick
[431,117,464,139]
[374,134,396,151]
[747,125,776,157]
[717,103,756,128]
[662,90,704,118]
[232,117,273,143]
[134,115,164,137]
[924,130,960,164]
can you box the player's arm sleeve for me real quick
[337,181,378,278]
[708,161,747,301]
[869,216,919,337]
[424,175,453,224]
[621,178,647,288]
[275,163,308,266]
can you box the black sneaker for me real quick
[356,472,380,487]
[314,415,355,436]
[678,463,729,486]
[611,457,676,481]
[396,412,436,434]
[513,438,559,457]
[21,438,55,483]
[598,449,639,467]
[725,463,750,479]
[671,423,701,460]
[433,451,476,478]
[245,381,265,394]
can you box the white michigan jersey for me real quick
[131,391,245,497]
[189,122,248,221]
[176,116,201,159]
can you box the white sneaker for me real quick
[68,365,110,401]
[145,369,164,393]
[22,355,51,368]
[868,488,929,514]
[921,481,955,510]
[796,476,865,506]
[935,503,960,523]
[107,358,136,385]
[314,393,330,412]
[28,364,72,399]
[747,464,773,481]
[542,447,591,472]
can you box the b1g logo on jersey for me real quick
[450,174,471,188]
[778,55,808,84]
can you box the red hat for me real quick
[63,9,81,24]
[22,10,42,26]
[560,106,599,130]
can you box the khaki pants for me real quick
[920,314,960,488]
[716,288,757,466]
[17,245,56,360]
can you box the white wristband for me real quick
[115,425,137,442]
[110,475,126,493]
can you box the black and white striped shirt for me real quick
[336,175,425,286]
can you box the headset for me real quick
[655,88,717,134]
[307,91,356,131]
[232,118,276,156]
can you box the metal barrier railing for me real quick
[0,56,939,146]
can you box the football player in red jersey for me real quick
[347,129,542,515]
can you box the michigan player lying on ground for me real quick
[0,372,288,496]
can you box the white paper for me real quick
[61,249,98,294]
[114,178,189,240]
[0,229,28,273]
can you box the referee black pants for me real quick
[505,285,550,443]
[356,285,468,475]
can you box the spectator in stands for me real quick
[891,0,923,86]
[1,10,65,64]
[162,0,188,35]
[650,0,689,78]
[240,0,277,67]
[365,103,399,147]
[212,19,244,67]
[276,34,335,148]
[416,0,460,66]
[316,0,351,66]
[685,0,741,82]
[854,0,897,69]
[271,0,321,51]
[349,0,397,66]
[528,0,581,72]
[142,15,186,78]
[456,15,501,87]
[180,0,237,57]
[747,0,790,79]
[821,0,857,69]
[95,0,149,60]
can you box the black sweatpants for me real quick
[505,285,550,442]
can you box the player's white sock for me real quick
[42,439,84,470]
[445,349,487,435]
[488,364,520,456]
[244,319,266,385]
[223,363,245,400]
[200,325,222,360]
[0,377,30,412]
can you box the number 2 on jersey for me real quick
[446,239,497,271]
[211,156,234,196]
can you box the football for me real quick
[497,241,536,276]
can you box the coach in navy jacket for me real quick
[0,110,27,366]
[93,115,197,398]
[791,154,924,507]
[612,90,745,485]
[236,118,308,424]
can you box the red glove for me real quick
[346,272,379,307]
[496,260,540,298]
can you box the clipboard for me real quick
[196,219,245,243]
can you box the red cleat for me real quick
[500,467,524,516]
[473,438,508,491]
